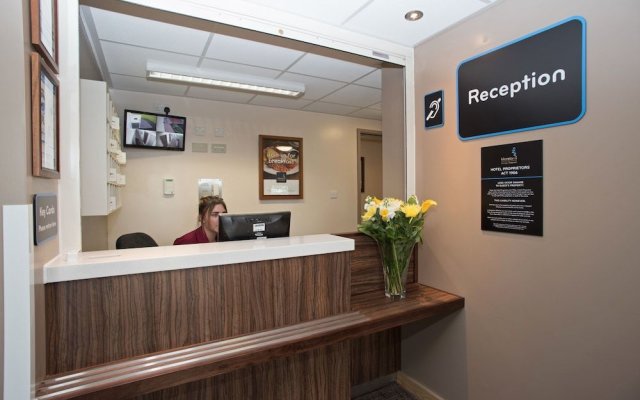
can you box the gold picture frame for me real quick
[259,135,303,200]
[31,52,60,179]
[30,0,58,73]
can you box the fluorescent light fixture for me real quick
[146,61,305,98]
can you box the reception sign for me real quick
[481,140,542,236]
[458,17,586,140]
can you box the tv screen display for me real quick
[123,109,186,151]
[218,211,291,242]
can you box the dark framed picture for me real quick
[31,52,60,179]
[30,0,58,73]
[259,135,303,200]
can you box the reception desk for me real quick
[38,234,463,399]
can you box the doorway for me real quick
[357,130,383,222]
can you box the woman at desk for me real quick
[174,196,228,245]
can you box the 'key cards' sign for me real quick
[457,17,586,140]
[34,193,58,245]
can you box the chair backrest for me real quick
[116,232,158,249]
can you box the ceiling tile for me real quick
[349,108,382,120]
[101,41,200,78]
[353,69,381,89]
[186,86,256,103]
[288,53,376,82]
[278,72,346,101]
[320,85,381,107]
[344,0,486,46]
[88,7,210,56]
[250,95,313,110]
[239,0,371,26]
[83,0,495,120]
[205,34,304,70]
[302,101,361,116]
[110,74,188,96]
[199,59,281,79]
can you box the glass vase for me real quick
[377,238,415,299]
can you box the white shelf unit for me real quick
[80,79,126,216]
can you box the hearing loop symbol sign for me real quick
[426,98,441,121]
[424,90,444,129]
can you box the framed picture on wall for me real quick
[31,52,60,179]
[259,135,303,200]
[30,0,58,73]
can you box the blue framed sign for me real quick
[424,90,444,129]
[457,17,586,140]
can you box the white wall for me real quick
[406,1,640,399]
[107,90,381,247]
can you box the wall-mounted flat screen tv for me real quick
[123,109,186,151]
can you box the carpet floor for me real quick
[352,382,419,400]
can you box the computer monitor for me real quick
[218,211,291,242]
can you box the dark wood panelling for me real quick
[45,252,350,374]
[41,236,464,400]
[37,313,365,400]
[350,328,400,386]
[337,232,416,296]
[132,342,350,400]
[37,285,462,400]
[339,232,416,384]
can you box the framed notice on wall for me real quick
[30,0,58,73]
[259,135,303,200]
[481,140,543,236]
[31,52,60,179]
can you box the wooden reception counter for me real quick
[38,234,463,400]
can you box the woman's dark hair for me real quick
[198,196,227,224]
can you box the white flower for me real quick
[384,198,403,213]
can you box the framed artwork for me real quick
[30,0,58,73]
[31,52,60,179]
[259,135,303,200]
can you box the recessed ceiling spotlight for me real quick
[404,10,424,21]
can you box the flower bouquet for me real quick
[358,195,437,298]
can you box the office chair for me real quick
[115,232,158,249]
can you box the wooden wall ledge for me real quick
[36,284,463,400]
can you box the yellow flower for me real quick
[379,208,390,221]
[400,204,421,218]
[362,205,376,221]
[421,199,437,213]
[372,197,382,206]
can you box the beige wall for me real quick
[382,66,406,199]
[105,90,381,247]
[359,133,383,206]
[0,0,67,389]
[406,1,640,399]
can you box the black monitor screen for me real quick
[218,211,291,242]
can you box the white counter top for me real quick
[44,234,354,283]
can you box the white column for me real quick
[3,205,35,399]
